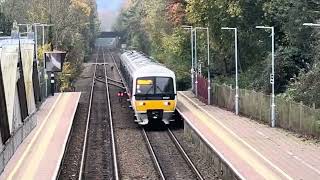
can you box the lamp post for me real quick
[18,23,30,28]
[38,24,54,97]
[193,28,198,97]
[33,23,41,61]
[39,24,54,46]
[192,27,211,105]
[18,23,31,35]
[182,25,195,91]
[32,23,46,98]
[256,25,276,128]
[221,27,239,115]
[18,23,34,39]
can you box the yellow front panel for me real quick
[135,100,176,112]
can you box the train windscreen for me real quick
[135,77,174,99]
[155,77,174,95]
[136,78,154,95]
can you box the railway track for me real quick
[109,51,204,179]
[75,48,205,179]
[110,51,204,180]
[78,47,119,180]
[59,47,217,179]
[108,51,163,179]
[142,127,204,180]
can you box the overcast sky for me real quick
[96,0,128,31]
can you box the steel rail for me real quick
[78,47,100,180]
[102,48,120,180]
[109,51,126,85]
[141,128,166,180]
[94,77,125,89]
[109,51,131,99]
[108,82,126,89]
[176,107,244,179]
[107,77,123,84]
[109,50,200,179]
[109,49,164,179]
[167,128,204,180]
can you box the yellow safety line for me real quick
[22,95,69,179]
[179,93,292,180]
[52,93,81,180]
[7,94,63,180]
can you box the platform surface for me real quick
[0,92,81,180]
[177,91,320,180]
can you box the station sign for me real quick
[121,44,127,49]
[45,51,66,72]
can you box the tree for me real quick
[114,0,320,103]
[1,0,99,90]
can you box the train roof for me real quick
[121,51,175,78]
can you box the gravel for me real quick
[58,53,96,179]
[83,55,113,179]
[172,127,220,180]
[106,51,159,179]
[59,48,221,180]
[146,129,198,180]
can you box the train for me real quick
[119,50,177,125]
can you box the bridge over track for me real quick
[98,31,121,38]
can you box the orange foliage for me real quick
[70,0,91,16]
[166,0,185,26]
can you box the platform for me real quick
[0,92,81,180]
[177,91,320,179]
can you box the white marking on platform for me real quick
[286,151,320,175]
[7,94,62,180]
[180,92,293,180]
[256,130,270,139]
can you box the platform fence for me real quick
[196,74,209,104]
[210,83,320,137]
[0,37,41,173]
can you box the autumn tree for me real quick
[1,0,99,91]
[115,0,320,105]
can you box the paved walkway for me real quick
[177,91,320,180]
[1,92,81,180]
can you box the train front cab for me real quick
[132,76,176,125]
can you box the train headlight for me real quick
[139,102,146,106]
[164,101,171,106]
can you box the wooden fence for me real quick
[211,83,320,137]
[196,74,208,103]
